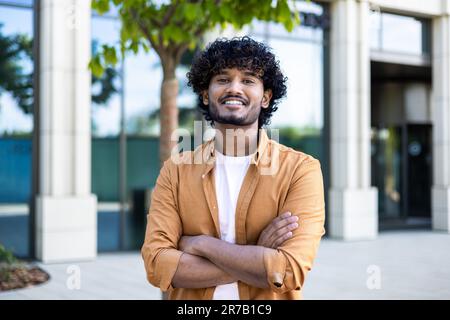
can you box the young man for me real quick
[141,37,325,300]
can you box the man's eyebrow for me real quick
[215,70,260,77]
[243,71,259,77]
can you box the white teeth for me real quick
[224,100,244,105]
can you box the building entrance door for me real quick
[406,124,432,218]
[370,61,432,229]
[371,124,432,229]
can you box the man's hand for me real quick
[257,212,299,249]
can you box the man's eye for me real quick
[217,78,228,83]
[244,79,255,84]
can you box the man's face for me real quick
[202,68,272,127]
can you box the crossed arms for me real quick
[141,158,325,293]
[172,212,299,289]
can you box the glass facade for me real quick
[370,10,433,229]
[91,11,198,251]
[0,0,34,257]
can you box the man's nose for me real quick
[225,79,244,95]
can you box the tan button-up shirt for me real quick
[141,130,326,299]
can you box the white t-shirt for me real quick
[212,150,252,300]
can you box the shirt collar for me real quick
[203,128,270,166]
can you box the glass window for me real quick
[91,11,199,251]
[267,37,323,131]
[0,5,33,136]
[91,16,122,137]
[124,50,197,136]
[124,50,162,136]
[0,0,33,7]
[370,11,430,56]
[91,15,122,251]
[247,1,325,160]
[0,1,33,258]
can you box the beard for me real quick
[208,101,261,126]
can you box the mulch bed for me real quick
[0,265,50,291]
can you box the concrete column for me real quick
[36,0,97,262]
[431,8,450,233]
[329,0,378,240]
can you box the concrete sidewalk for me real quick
[1,230,450,300]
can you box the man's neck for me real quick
[214,123,259,157]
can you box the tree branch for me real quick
[161,0,180,27]
[128,8,162,56]
[175,42,189,65]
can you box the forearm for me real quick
[194,237,269,289]
[172,252,237,289]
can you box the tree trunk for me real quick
[159,57,179,167]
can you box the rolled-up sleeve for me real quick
[141,159,183,292]
[263,157,325,293]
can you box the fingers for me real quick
[265,213,299,247]
[269,214,298,239]
[271,221,299,248]
[266,212,294,235]
[257,212,300,248]
[259,212,292,241]
[280,212,292,219]
[272,231,293,248]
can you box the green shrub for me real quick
[0,244,17,265]
[0,244,19,282]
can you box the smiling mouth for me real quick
[223,101,244,109]
[220,97,247,108]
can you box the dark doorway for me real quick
[371,124,432,229]
[371,61,432,230]
[407,124,432,218]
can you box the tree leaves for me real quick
[88,54,105,78]
[102,45,118,65]
[91,0,111,14]
[89,0,303,163]
[90,0,302,69]
[0,25,33,114]
[184,3,201,22]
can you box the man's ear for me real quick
[202,91,209,105]
[261,89,273,109]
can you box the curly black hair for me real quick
[187,36,287,128]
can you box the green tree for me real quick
[0,24,33,115]
[90,0,301,166]
[0,25,118,121]
[91,39,120,105]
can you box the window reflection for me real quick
[267,38,323,131]
[91,16,122,137]
[0,0,33,6]
[247,2,325,159]
[90,10,198,251]
[124,50,197,136]
[370,10,429,56]
[0,6,33,136]
[0,0,33,258]
[124,50,161,136]
[382,13,422,55]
